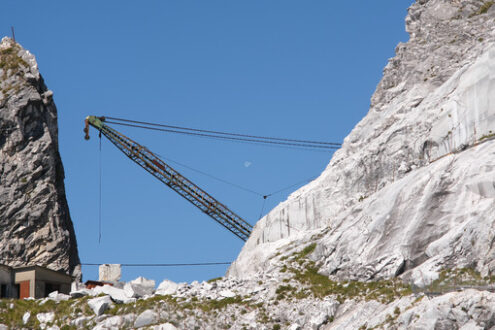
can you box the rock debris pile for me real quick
[3,262,495,329]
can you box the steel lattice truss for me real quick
[85,116,252,241]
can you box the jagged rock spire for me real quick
[0,37,80,278]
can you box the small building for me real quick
[14,266,73,299]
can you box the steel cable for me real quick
[105,116,341,146]
[105,121,339,150]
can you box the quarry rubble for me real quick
[2,268,495,329]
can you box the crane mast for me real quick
[84,115,252,241]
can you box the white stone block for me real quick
[22,312,30,325]
[92,285,135,304]
[125,276,155,297]
[88,296,112,316]
[36,312,55,324]
[156,279,179,296]
[219,289,236,298]
[134,309,157,328]
[99,264,121,282]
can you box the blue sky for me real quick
[1,1,413,284]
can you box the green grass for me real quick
[195,296,246,312]
[289,263,412,303]
[144,293,250,314]
[480,132,495,141]
[310,227,332,241]
[0,44,28,78]
[60,325,77,330]
[275,285,297,300]
[479,1,494,14]
[0,297,93,328]
[207,276,223,283]
[282,247,412,303]
[0,43,29,99]
[301,243,317,256]
[426,267,495,293]
[471,1,494,16]
[293,243,317,263]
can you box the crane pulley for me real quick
[84,115,252,241]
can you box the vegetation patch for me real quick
[290,263,411,303]
[471,1,494,16]
[0,297,92,328]
[207,276,222,283]
[0,44,28,79]
[479,131,495,141]
[275,285,297,300]
[294,243,317,261]
[194,296,246,312]
[106,294,261,327]
[426,267,495,293]
[310,227,332,241]
[280,247,412,304]
[141,293,252,314]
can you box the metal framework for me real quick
[84,116,252,241]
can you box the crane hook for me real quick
[84,119,90,140]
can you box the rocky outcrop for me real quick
[228,0,495,285]
[0,37,80,277]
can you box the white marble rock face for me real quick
[228,0,495,286]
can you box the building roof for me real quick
[3,264,72,278]
[0,264,13,271]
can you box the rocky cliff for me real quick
[0,37,80,277]
[228,0,495,287]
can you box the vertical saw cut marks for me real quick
[84,115,253,241]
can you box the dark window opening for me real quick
[44,283,60,297]
[0,284,6,298]
[13,284,19,299]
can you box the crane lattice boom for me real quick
[84,116,252,241]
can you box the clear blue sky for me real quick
[1,1,413,284]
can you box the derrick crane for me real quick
[84,116,253,241]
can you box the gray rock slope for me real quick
[228,0,495,286]
[0,37,80,277]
